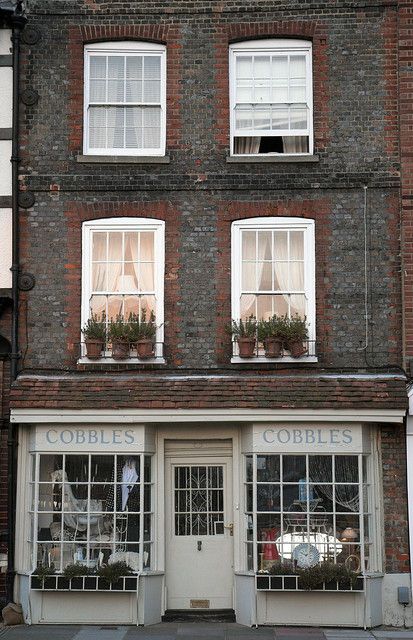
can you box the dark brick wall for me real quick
[16,0,402,372]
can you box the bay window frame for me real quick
[83,41,166,157]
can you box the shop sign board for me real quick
[31,424,154,452]
[243,423,366,453]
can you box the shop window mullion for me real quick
[252,453,258,573]
[33,453,40,571]
[358,454,365,574]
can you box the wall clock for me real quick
[292,543,320,568]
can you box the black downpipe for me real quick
[7,4,26,604]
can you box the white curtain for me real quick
[282,136,308,154]
[241,231,270,319]
[234,137,261,154]
[126,232,155,315]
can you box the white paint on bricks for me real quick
[0,140,12,195]
[0,208,11,288]
[0,68,12,128]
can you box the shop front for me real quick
[9,407,405,627]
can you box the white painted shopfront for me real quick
[9,407,407,627]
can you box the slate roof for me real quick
[9,374,408,411]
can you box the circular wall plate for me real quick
[18,191,35,209]
[22,27,41,45]
[18,273,36,292]
[292,543,320,568]
[21,89,39,106]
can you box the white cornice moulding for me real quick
[10,407,406,424]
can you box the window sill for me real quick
[78,357,166,365]
[231,356,318,364]
[76,155,170,164]
[226,154,319,164]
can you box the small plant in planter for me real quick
[82,313,106,359]
[228,315,257,357]
[108,315,131,360]
[128,309,156,359]
[97,561,133,587]
[258,315,288,358]
[297,562,360,591]
[63,563,93,589]
[33,563,55,588]
[285,314,309,358]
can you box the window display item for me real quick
[292,542,320,568]
[51,469,103,532]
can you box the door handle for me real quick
[224,523,233,536]
[197,540,202,551]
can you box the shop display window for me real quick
[244,454,371,575]
[30,453,153,573]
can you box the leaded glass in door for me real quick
[174,465,224,536]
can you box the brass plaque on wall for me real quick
[190,599,210,609]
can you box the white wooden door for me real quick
[165,456,234,610]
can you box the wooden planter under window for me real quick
[256,574,365,592]
[30,574,139,592]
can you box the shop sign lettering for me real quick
[45,428,136,446]
[262,428,353,446]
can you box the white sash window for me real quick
[84,42,166,156]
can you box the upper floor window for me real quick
[231,217,316,360]
[84,42,166,156]
[81,217,165,362]
[229,40,313,156]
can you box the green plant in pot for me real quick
[98,561,133,586]
[108,315,131,360]
[285,314,309,358]
[228,315,257,357]
[258,315,288,358]
[82,313,106,359]
[128,309,156,359]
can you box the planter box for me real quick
[256,574,365,592]
[30,574,139,592]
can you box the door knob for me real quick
[197,540,202,551]
[224,523,234,536]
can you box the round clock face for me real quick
[292,543,320,568]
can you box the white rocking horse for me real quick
[51,469,103,535]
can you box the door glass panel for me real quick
[174,465,224,536]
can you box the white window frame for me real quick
[83,41,166,156]
[229,39,313,156]
[231,216,316,362]
[81,217,165,363]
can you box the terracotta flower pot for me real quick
[85,339,104,360]
[137,339,154,359]
[111,340,130,360]
[288,340,307,358]
[264,337,283,358]
[237,337,256,357]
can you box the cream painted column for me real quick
[0,28,12,289]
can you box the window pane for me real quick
[254,56,271,78]
[107,107,125,148]
[272,84,288,103]
[272,56,288,79]
[140,232,155,261]
[274,262,288,291]
[283,456,306,482]
[108,56,124,79]
[335,456,359,483]
[255,84,271,103]
[257,295,273,320]
[242,262,256,290]
[290,231,304,259]
[106,232,122,262]
[290,294,306,318]
[90,79,106,102]
[236,56,252,79]
[257,455,280,482]
[290,55,306,79]
[107,295,122,320]
[144,56,161,80]
[257,231,272,260]
[290,85,306,103]
[143,127,161,149]
[89,107,106,147]
[235,107,253,130]
[274,294,288,317]
[139,263,154,291]
[257,262,272,290]
[90,56,106,79]
[127,56,142,79]
[237,81,253,103]
[92,264,107,291]
[242,231,256,260]
[290,107,307,130]
[90,295,106,318]
[108,79,124,102]
[309,456,332,483]
[257,485,280,512]
[240,294,256,319]
[254,106,271,130]
[289,262,304,290]
[274,231,288,260]
[92,232,107,262]
[124,295,140,319]
[124,232,139,262]
[272,108,289,130]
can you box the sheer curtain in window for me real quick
[234,137,261,154]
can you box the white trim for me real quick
[231,216,316,348]
[81,217,165,359]
[229,39,313,156]
[83,41,166,156]
[10,408,405,424]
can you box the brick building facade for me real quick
[1,0,412,628]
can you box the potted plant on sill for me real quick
[108,315,130,360]
[97,560,133,590]
[285,314,309,358]
[258,315,288,358]
[128,309,156,359]
[228,315,257,357]
[82,313,106,359]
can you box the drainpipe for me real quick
[1,0,27,604]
